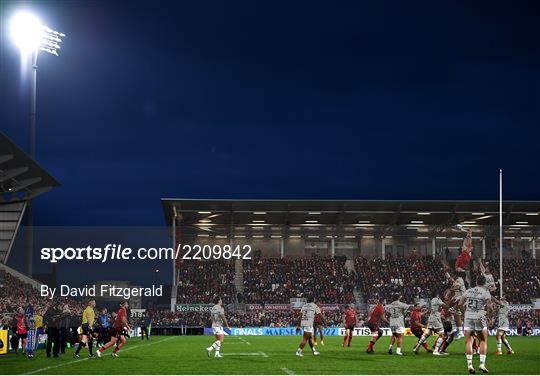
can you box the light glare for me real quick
[11,12,43,53]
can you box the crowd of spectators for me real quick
[355,256,450,304]
[0,271,84,329]
[473,259,540,304]
[242,257,354,304]
[176,259,236,304]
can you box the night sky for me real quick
[1,0,539,226]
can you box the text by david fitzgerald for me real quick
[41,284,163,300]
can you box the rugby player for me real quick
[313,300,325,346]
[494,297,514,355]
[439,306,459,353]
[97,301,131,358]
[74,299,96,358]
[365,298,387,354]
[206,296,230,358]
[445,268,466,338]
[413,290,449,356]
[296,297,324,357]
[459,275,492,374]
[478,259,496,293]
[455,229,473,272]
[342,304,358,348]
[409,303,432,353]
[385,294,412,356]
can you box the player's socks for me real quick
[113,346,119,353]
[434,337,443,352]
[422,343,430,351]
[88,340,93,356]
[74,343,82,355]
[502,338,512,352]
[396,347,402,355]
[466,354,473,369]
[342,336,347,347]
[496,340,502,353]
[479,354,486,367]
[347,336,352,347]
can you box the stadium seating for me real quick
[176,259,236,304]
[241,258,355,304]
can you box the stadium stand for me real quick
[242,257,355,304]
[176,259,236,304]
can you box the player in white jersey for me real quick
[296,297,325,357]
[385,294,412,356]
[205,297,230,358]
[459,275,492,374]
[478,259,496,293]
[413,290,449,356]
[495,297,514,355]
[445,268,466,338]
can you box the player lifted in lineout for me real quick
[365,298,387,354]
[386,294,412,356]
[413,290,449,356]
[459,275,494,374]
[97,301,131,358]
[296,297,325,357]
[206,297,230,358]
[342,304,358,348]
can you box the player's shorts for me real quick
[302,326,314,334]
[81,324,92,336]
[17,332,27,339]
[345,325,355,334]
[428,317,444,334]
[497,327,509,333]
[464,316,487,332]
[366,322,379,333]
[390,326,404,334]
[112,327,128,338]
[411,327,424,338]
[443,321,453,333]
[314,321,323,328]
[212,326,224,336]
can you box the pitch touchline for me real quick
[281,367,295,375]
[24,337,176,375]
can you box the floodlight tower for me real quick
[10,11,65,276]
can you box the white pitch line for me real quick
[221,352,267,357]
[24,336,176,375]
[238,337,251,345]
[281,367,295,375]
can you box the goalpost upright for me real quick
[499,169,503,299]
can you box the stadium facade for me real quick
[162,198,539,310]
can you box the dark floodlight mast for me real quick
[10,12,65,275]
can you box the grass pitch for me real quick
[0,335,539,374]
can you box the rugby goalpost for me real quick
[499,169,503,299]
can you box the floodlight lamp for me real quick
[10,11,65,56]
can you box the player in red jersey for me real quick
[342,304,358,348]
[97,301,131,358]
[410,303,432,353]
[365,298,388,354]
[455,229,473,271]
[313,302,324,346]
